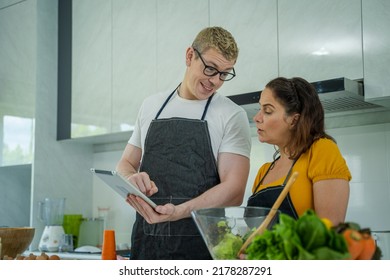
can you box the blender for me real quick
[38,197,66,252]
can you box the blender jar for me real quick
[38,198,66,252]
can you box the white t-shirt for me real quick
[129,89,252,160]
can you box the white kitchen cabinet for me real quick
[210,0,278,96]
[278,0,363,82]
[111,0,157,133]
[0,0,36,165]
[71,0,382,140]
[71,0,209,138]
[156,0,209,93]
[72,0,112,137]
[113,0,208,132]
[362,0,390,107]
[71,0,158,137]
[72,0,158,137]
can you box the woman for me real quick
[247,77,351,226]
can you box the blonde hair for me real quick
[192,26,239,62]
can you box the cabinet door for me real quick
[71,0,208,138]
[112,0,157,133]
[210,0,278,96]
[113,0,208,133]
[0,0,36,165]
[362,0,390,105]
[114,0,209,133]
[156,0,209,93]
[278,0,363,82]
[72,0,112,137]
[72,0,158,136]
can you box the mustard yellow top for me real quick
[251,138,352,217]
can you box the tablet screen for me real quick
[91,168,157,209]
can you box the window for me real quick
[1,116,34,166]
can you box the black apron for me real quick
[130,86,220,259]
[247,157,299,219]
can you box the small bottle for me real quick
[98,206,110,229]
[101,230,116,260]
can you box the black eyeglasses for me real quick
[193,48,236,81]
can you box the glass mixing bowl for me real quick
[191,206,279,260]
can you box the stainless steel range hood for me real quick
[227,77,383,123]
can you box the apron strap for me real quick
[253,157,298,193]
[201,93,214,121]
[154,84,180,119]
[155,83,215,120]
[281,159,298,186]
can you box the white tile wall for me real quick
[330,124,390,231]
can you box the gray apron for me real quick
[130,86,220,259]
[247,157,299,219]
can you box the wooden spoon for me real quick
[237,171,299,257]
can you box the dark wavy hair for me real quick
[265,77,335,160]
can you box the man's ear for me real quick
[185,47,194,66]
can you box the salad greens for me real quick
[208,221,255,259]
[246,210,350,260]
[212,232,243,259]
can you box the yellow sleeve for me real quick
[306,138,352,183]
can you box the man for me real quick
[116,26,251,259]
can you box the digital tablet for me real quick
[91,168,157,209]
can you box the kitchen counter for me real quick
[23,249,131,260]
[24,250,101,260]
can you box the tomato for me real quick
[342,228,363,259]
[356,233,376,260]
